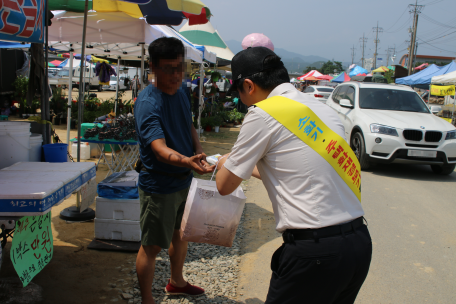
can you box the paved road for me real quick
[238,164,456,304]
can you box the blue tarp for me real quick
[348,66,368,77]
[410,62,456,85]
[0,41,30,49]
[395,64,441,85]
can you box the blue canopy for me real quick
[348,66,368,77]
[395,64,441,85]
[331,72,350,83]
[410,62,456,85]
[0,41,30,49]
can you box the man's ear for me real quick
[244,79,255,96]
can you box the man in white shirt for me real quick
[216,47,372,304]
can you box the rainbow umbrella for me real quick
[49,0,211,26]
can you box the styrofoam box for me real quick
[94,218,140,242]
[95,196,140,221]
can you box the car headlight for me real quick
[445,130,456,140]
[370,124,398,137]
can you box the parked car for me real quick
[303,85,334,103]
[325,82,456,175]
[429,105,442,115]
[103,76,129,91]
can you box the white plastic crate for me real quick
[94,218,140,242]
[95,196,140,221]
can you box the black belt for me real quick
[283,217,365,243]
[140,166,192,181]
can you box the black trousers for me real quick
[265,224,372,304]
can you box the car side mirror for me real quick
[339,99,354,108]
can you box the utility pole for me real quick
[351,45,356,64]
[407,1,424,75]
[359,33,368,69]
[373,21,383,70]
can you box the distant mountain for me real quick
[225,40,329,73]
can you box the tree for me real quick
[318,61,344,75]
[303,66,317,74]
[384,70,395,84]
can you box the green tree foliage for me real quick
[384,70,395,84]
[318,61,344,75]
[303,66,317,74]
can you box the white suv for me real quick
[325,82,456,175]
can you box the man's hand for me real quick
[195,149,211,168]
[185,154,215,175]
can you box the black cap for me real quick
[227,47,284,94]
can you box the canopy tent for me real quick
[179,20,235,61]
[315,75,333,81]
[387,65,396,71]
[0,41,31,49]
[409,62,456,86]
[49,11,206,63]
[290,78,298,83]
[297,70,323,81]
[348,65,368,77]
[395,64,441,85]
[49,0,211,26]
[304,76,321,81]
[372,66,389,73]
[356,73,367,76]
[331,72,350,83]
[431,70,456,84]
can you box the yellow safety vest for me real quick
[256,96,361,202]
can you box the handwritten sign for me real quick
[10,212,53,287]
[431,85,455,96]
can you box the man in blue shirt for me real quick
[134,37,215,304]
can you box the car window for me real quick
[305,87,315,93]
[359,88,430,113]
[333,86,348,104]
[317,88,334,93]
[344,87,356,105]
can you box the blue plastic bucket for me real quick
[43,143,68,162]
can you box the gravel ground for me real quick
[111,203,247,303]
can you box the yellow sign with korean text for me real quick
[256,96,361,202]
[430,85,455,96]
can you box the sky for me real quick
[186,0,456,65]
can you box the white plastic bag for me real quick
[180,178,246,247]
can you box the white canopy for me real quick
[49,11,205,63]
[431,70,456,85]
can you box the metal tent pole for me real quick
[66,51,74,145]
[198,62,204,138]
[140,44,145,91]
[43,4,50,144]
[115,57,120,115]
[60,0,95,222]
[77,0,89,163]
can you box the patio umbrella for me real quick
[415,63,429,71]
[48,60,64,67]
[49,0,211,26]
[372,66,389,73]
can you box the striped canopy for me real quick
[49,0,211,26]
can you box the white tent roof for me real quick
[49,11,210,63]
[431,70,456,85]
[179,20,235,61]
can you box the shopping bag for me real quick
[180,178,246,247]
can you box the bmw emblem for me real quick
[420,126,425,129]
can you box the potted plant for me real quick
[201,116,212,132]
[212,115,223,133]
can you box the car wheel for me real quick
[351,132,370,170]
[98,85,102,92]
[430,164,456,175]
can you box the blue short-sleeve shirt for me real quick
[134,84,193,194]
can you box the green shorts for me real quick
[139,187,190,249]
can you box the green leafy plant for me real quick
[212,115,223,127]
[12,76,29,113]
[227,109,245,123]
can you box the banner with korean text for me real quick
[430,85,455,96]
[10,212,53,287]
[257,96,361,202]
[0,0,46,43]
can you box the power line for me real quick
[384,7,409,33]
